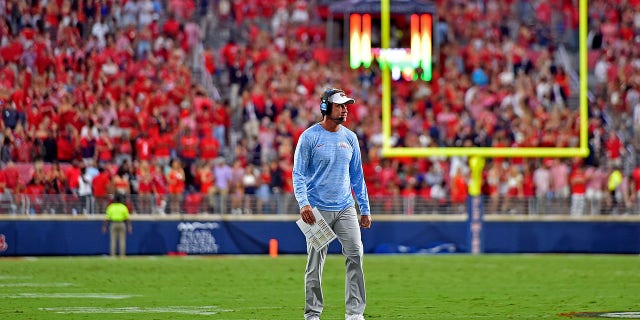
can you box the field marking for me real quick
[0,276,32,280]
[599,312,640,318]
[39,306,233,315]
[0,293,140,299]
[0,282,73,287]
[560,311,640,319]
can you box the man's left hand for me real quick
[359,215,372,229]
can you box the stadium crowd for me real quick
[0,0,639,215]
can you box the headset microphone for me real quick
[330,115,345,123]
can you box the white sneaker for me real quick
[306,316,320,320]
[346,315,365,320]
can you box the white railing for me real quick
[1,194,637,217]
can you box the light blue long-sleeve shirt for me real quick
[293,123,371,216]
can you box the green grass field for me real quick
[0,254,638,320]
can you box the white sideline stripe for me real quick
[39,306,233,315]
[0,282,73,287]
[599,312,640,318]
[0,276,32,280]
[1,293,140,299]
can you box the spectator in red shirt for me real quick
[167,158,186,214]
[92,167,111,213]
[605,131,624,168]
[196,160,216,213]
[114,132,134,166]
[136,161,155,214]
[0,167,10,211]
[26,103,43,131]
[3,161,20,193]
[569,159,588,216]
[151,162,168,214]
[95,129,114,165]
[161,13,180,39]
[135,131,153,162]
[24,176,46,214]
[0,168,5,195]
[116,99,139,136]
[450,167,468,213]
[630,164,640,214]
[13,129,33,163]
[199,134,220,162]
[211,102,228,151]
[178,127,198,166]
[152,129,175,169]
[66,161,82,196]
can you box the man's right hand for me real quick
[300,205,315,224]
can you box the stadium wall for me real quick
[0,215,638,256]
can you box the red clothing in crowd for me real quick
[152,171,167,195]
[197,168,214,193]
[0,170,5,193]
[631,167,640,193]
[450,174,468,204]
[66,165,81,191]
[56,135,76,162]
[179,133,199,159]
[135,136,153,161]
[522,171,535,197]
[118,106,138,130]
[605,134,623,161]
[167,169,185,195]
[95,135,113,162]
[3,165,18,191]
[92,171,111,197]
[570,167,587,195]
[24,182,45,203]
[138,176,154,195]
[199,135,220,161]
[153,132,174,158]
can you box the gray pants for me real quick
[304,206,366,319]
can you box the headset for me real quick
[319,88,344,116]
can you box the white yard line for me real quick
[0,276,32,280]
[39,306,234,316]
[0,282,73,287]
[1,293,140,299]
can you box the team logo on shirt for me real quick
[338,142,350,149]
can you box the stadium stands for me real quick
[0,0,638,215]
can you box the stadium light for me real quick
[349,12,433,81]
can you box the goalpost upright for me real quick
[377,0,589,253]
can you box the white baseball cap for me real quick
[328,91,355,105]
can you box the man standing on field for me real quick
[102,193,132,257]
[293,87,372,320]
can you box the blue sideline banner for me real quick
[0,219,638,256]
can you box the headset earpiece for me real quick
[320,101,328,115]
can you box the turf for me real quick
[0,254,638,320]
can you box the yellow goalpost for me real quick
[377,0,589,254]
[380,0,589,159]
